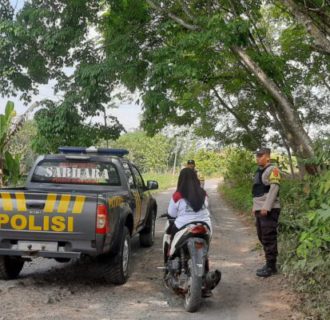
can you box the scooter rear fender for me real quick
[187,238,208,277]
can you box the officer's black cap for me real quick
[255,147,271,156]
[187,160,195,165]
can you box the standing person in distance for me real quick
[186,159,205,188]
[252,148,281,277]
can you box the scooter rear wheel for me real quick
[184,263,203,312]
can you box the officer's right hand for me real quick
[260,209,268,216]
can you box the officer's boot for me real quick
[256,264,268,273]
[256,261,277,277]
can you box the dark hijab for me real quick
[177,168,206,212]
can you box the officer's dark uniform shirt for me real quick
[252,164,281,212]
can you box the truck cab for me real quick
[0,147,158,284]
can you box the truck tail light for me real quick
[96,204,110,234]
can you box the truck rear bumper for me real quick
[0,248,81,259]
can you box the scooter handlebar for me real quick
[159,213,173,219]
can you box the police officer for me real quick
[252,148,281,277]
[186,160,205,188]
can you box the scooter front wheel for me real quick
[184,266,203,312]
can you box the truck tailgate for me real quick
[0,191,97,241]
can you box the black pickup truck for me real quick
[0,147,158,284]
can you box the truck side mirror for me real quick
[147,180,158,190]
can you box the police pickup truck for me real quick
[0,147,158,285]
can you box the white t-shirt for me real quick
[167,192,212,230]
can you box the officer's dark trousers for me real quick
[255,208,281,264]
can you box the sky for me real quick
[0,88,142,131]
[1,0,142,131]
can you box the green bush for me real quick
[221,183,252,212]
[110,131,172,173]
[278,171,330,319]
[0,101,21,186]
[183,148,224,177]
[221,148,256,186]
[219,148,255,212]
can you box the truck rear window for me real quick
[31,160,121,186]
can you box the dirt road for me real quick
[0,179,302,320]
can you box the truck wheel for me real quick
[139,210,156,247]
[0,256,25,280]
[54,258,71,263]
[104,226,131,285]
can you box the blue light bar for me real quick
[97,148,129,156]
[59,147,86,154]
[58,146,129,157]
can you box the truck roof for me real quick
[58,147,129,157]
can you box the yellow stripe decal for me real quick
[1,192,13,211]
[15,192,27,211]
[72,195,86,214]
[44,193,57,213]
[133,192,142,228]
[57,194,71,213]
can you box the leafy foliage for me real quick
[0,101,21,186]
[109,131,172,173]
[32,100,124,154]
[100,0,329,158]
[279,170,330,319]
[220,145,330,319]
[219,148,255,212]
[2,0,329,161]
[8,120,38,175]
[3,151,20,186]
[1,0,125,147]
[183,148,224,177]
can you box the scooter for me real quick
[161,214,221,312]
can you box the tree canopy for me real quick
[0,0,329,163]
[109,131,172,173]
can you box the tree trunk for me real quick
[172,140,179,175]
[146,1,315,160]
[280,0,330,55]
[285,144,295,178]
[0,156,4,187]
[231,46,314,159]
[267,106,296,177]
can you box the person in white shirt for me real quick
[167,167,211,236]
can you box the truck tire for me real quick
[0,256,25,280]
[139,210,156,247]
[54,258,71,263]
[104,226,131,285]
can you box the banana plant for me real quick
[0,101,16,186]
[3,151,20,186]
[0,101,39,186]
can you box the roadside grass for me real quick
[142,172,177,192]
[219,183,253,214]
[143,172,222,193]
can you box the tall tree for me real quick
[278,0,330,55]
[101,0,329,159]
[1,0,124,146]
[2,0,329,162]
